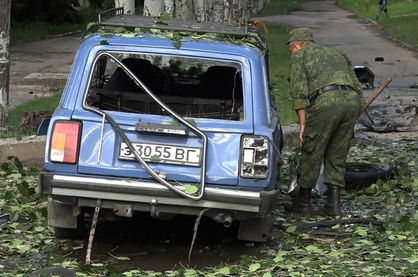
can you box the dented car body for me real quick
[38,10,283,242]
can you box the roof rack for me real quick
[88,7,248,36]
[86,8,267,51]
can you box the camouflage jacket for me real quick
[289,42,363,111]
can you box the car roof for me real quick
[81,33,262,59]
[84,7,268,54]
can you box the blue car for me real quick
[38,9,284,242]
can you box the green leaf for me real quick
[150,155,161,163]
[172,39,182,49]
[184,185,198,195]
[4,191,13,200]
[407,257,418,263]
[306,245,324,254]
[101,33,114,38]
[159,13,171,20]
[155,21,169,26]
[171,119,181,126]
[184,269,197,276]
[248,263,260,272]
[355,227,368,236]
[286,225,297,233]
[217,267,230,275]
[108,252,131,260]
[187,118,197,127]
[330,250,342,257]
[34,226,45,232]
[241,255,254,265]
[263,273,272,277]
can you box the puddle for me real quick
[61,214,265,272]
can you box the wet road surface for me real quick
[61,213,268,272]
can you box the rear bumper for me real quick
[39,173,278,217]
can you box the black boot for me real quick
[284,187,312,217]
[316,185,342,216]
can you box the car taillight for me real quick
[240,135,269,178]
[50,121,81,163]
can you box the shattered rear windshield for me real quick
[85,52,244,121]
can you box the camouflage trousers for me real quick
[298,90,362,189]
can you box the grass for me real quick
[1,89,62,138]
[256,0,309,125]
[336,0,418,51]
[264,23,297,125]
[10,7,99,44]
[11,22,87,44]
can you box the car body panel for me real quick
[39,17,283,242]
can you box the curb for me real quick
[0,136,45,167]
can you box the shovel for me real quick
[357,77,418,132]
[357,77,392,129]
[359,77,392,115]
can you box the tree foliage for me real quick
[11,0,83,24]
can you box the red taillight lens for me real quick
[50,121,81,163]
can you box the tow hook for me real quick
[150,199,158,218]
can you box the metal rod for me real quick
[85,199,101,264]
[97,114,105,164]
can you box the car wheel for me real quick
[344,162,396,190]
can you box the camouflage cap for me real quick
[286,27,314,44]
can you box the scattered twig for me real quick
[306,230,353,237]
[274,217,386,237]
[295,218,386,230]
[188,208,209,265]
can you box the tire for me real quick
[344,162,396,190]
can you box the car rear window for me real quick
[85,52,244,121]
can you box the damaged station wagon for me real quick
[38,8,284,242]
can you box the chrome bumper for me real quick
[39,173,278,215]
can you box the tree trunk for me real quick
[224,0,232,23]
[141,0,262,24]
[115,0,135,14]
[143,0,164,16]
[0,0,11,132]
[193,0,206,22]
[164,0,175,17]
[78,0,90,8]
[210,0,224,22]
[258,0,265,11]
[175,0,193,20]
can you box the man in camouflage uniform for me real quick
[284,27,364,217]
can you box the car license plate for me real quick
[119,142,201,166]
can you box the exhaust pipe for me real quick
[222,214,233,228]
[211,213,234,228]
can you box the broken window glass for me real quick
[85,53,244,121]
